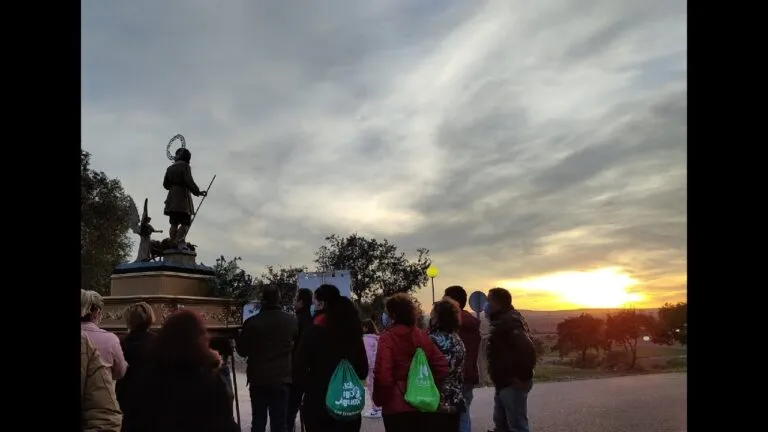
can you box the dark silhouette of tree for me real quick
[654,302,687,346]
[252,265,308,310]
[357,294,387,321]
[81,149,133,294]
[209,256,255,303]
[605,309,657,370]
[314,234,430,302]
[210,258,307,310]
[552,313,606,363]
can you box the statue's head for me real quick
[174,148,192,163]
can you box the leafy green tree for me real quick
[552,313,606,363]
[252,265,307,310]
[314,234,431,302]
[81,149,133,295]
[210,256,255,303]
[605,309,657,370]
[654,302,687,346]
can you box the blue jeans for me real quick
[493,382,533,432]
[249,384,290,432]
[459,383,474,432]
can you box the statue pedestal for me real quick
[103,251,241,338]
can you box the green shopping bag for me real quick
[325,359,366,420]
[404,347,440,412]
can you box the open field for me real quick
[532,342,686,383]
[533,362,685,383]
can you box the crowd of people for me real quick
[80,283,537,432]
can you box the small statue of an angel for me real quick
[128,197,164,262]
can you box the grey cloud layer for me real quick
[82,0,687,303]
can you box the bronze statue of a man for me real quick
[163,148,206,251]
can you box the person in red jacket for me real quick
[443,285,481,432]
[373,293,449,432]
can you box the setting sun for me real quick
[499,267,644,308]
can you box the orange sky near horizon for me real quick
[413,266,687,311]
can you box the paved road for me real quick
[234,372,686,432]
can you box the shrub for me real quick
[571,351,601,369]
[601,350,632,370]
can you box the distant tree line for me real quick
[550,302,687,370]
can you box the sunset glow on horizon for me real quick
[498,267,646,309]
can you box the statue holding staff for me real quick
[163,141,207,252]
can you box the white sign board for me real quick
[297,271,352,298]
[243,303,260,322]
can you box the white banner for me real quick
[297,271,352,298]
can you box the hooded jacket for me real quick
[487,308,536,388]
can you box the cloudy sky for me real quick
[82,0,686,310]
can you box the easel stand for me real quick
[230,349,241,427]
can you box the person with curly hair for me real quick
[428,299,466,431]
[373,293,449,432]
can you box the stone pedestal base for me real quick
[111,271,213,297]
[105,256,240,338]
[101,295,242,338]
[111,255,216,297]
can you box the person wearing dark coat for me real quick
[210,337,235,405]
[122,310,238,432]
[443,286,481,432]
[237,285,298,432]
[116,303,156,432]
[486,288,536,432]
[293,286,369,432]
[287,288,315,432]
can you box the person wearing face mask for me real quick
[81,290,127,383]
[287,288,315,432]
[380,311,392,330]
[293,285,368,432]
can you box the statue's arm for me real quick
[163,172,171,190]
[183,165,202,196]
